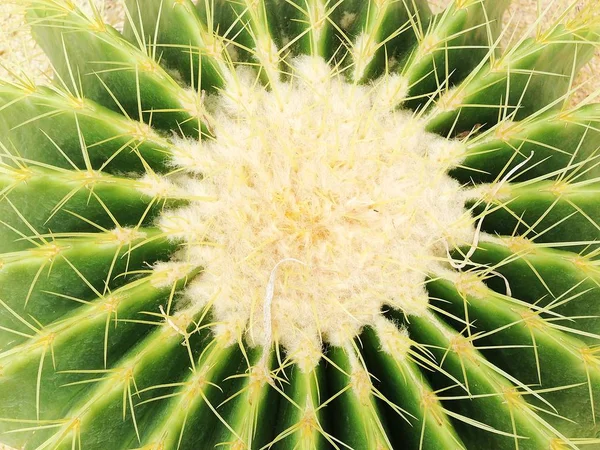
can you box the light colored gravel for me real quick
[0,0,125,84]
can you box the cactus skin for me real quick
[1,0,600,449]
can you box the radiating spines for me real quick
[0,227,177,351]
[0,264,202,450]
[405,311,563,449]
[465,237,600,342]
[451,103,600,185]
[26,0,208,136]
[0,80,174,174]
[361,320,467,450]
[324,345,395,449]
[196,0,283,86]
[279,0,338,59]
[426,5,600,136]
[469,178,600,254]
[0,164,187,252]
[427,270,600,439]
[135,335,246,449]
[400,0,510,111]
[338,0,432,83]
[271,361,329,449]
[215,349,280,449]
[53,304,207,450]
[122,0,229,92]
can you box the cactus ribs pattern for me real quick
[1,1,600,449]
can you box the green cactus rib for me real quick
[0,165,186,252]
[277,0,357,60]
[425,20,600,136]
[360,327,466,450]
[122,0,227,92]
[0,82,174,174]
[0,266,201,449]
[326,0,432,82]
[27,0,206,136]
[405,312,561,450]
[466,240,600,342]
[1,0,600,449]
[451,103,600,185]
[195,0,285,85]
[472,180,600,254]
[427,275,600,437]
[140,346,282,449]
[272,363,327,449]
[138,340,243,449]
[401,0,510,110]
[0,228,178,350]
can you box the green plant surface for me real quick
[1,1,600,449]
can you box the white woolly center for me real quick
[159,57,473,369]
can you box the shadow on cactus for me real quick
[1,0,600,448]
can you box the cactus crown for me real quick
[1,0,600,449]
[163,56,474,365]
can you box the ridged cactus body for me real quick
[1,1,600,449]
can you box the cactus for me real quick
[1,0,600,449]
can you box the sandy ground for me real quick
[0,0,599,449]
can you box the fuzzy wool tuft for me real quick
[158,57,475,368]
